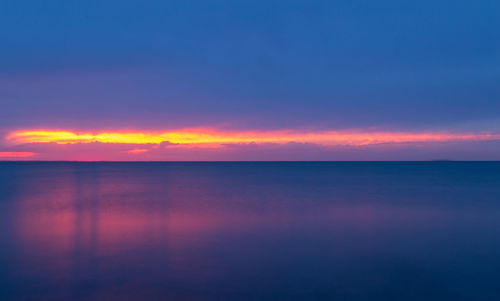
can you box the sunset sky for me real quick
[1,0,500,160]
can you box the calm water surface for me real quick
[1,162,500,300]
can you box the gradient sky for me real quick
[1,0,500,160]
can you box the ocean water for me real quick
[1,162,500,300]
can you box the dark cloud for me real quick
[3,139,500,161]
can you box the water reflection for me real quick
[1,162,500,300]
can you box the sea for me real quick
[1,162,499,300]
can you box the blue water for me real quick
[1,162,500,300]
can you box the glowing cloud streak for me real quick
[0,152,38,158]
[126,148,150,154]
[7,129,500,147]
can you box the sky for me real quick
[1,0,499,160]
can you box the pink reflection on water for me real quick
[13,166,484,300]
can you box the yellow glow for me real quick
[7,129,500,147]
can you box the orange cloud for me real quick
[0,152,38,158]
[7,128,500,147]
[126,148,150,154]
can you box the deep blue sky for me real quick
[1,0,499,132]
